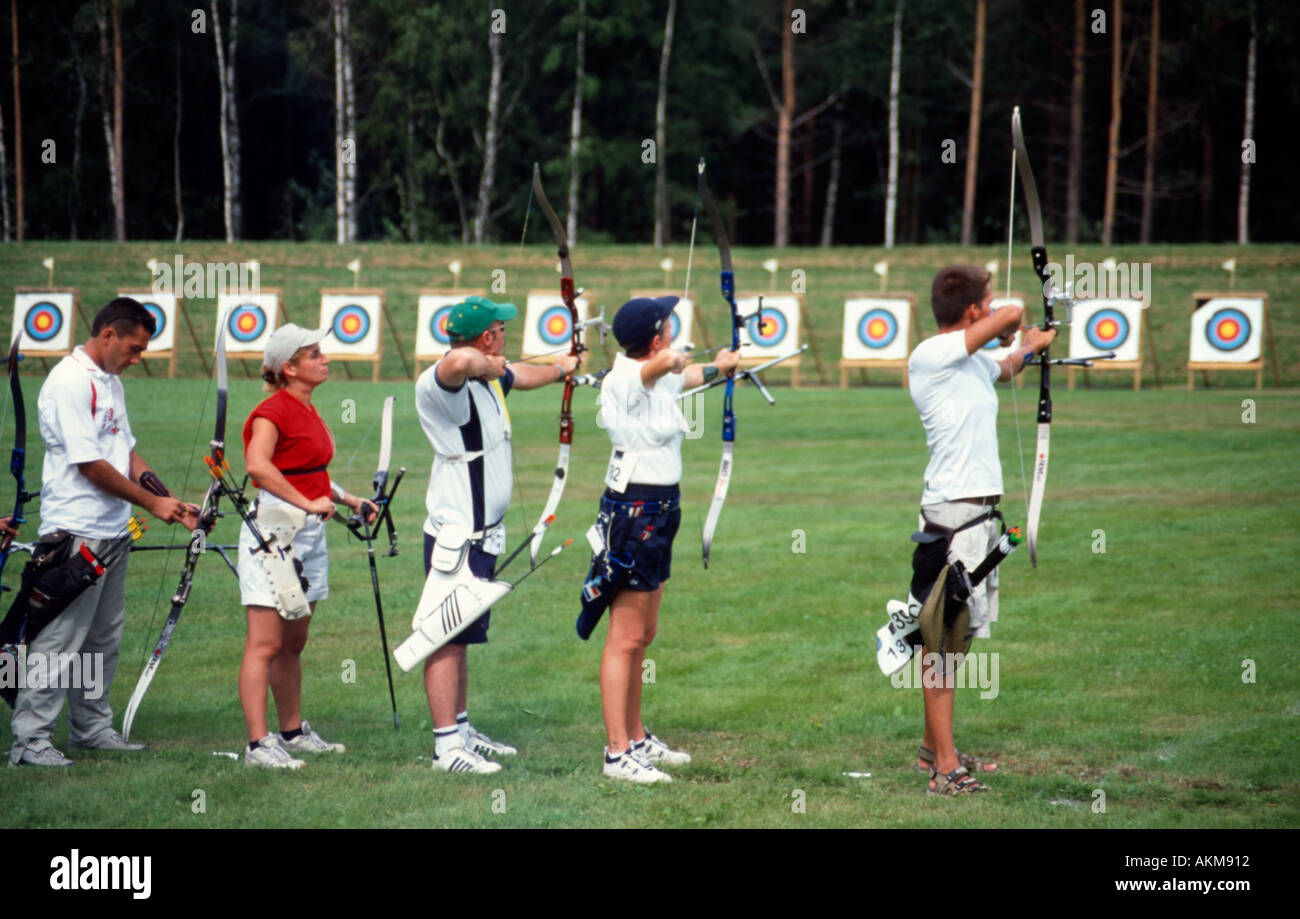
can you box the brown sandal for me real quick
[927,765,988,796]
[916,745,999,774]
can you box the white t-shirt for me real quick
[908,330,1003,504]
[415,363,514,548]
[36,346,138,538]
[597,352,688,487]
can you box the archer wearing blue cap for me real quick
[578,295,739,784]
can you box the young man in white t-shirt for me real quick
[906,265,1055,795]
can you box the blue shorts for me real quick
[423,532,495,645]
[598,484,681,592]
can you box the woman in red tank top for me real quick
[235,324,377,769]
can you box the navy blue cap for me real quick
[612,296,679,350]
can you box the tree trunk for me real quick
[819,112,842,246]
[653,0,676,248]
[11,0,23,241]
[431,87,468,244]
[70,27,86,240]
[1139,0,1159,243]
[212,0,242,242]
[173,45,184,243]
[0,93,9,242]
[960,0,985,246]
[473,28,503,244]
[1101,0,1122,246]
[566,0,585,244]
[1236,5,1256,245]
[774,0,795,248]
[110,0,125,240]
[884,0,902,249]
[799,114,815,244]
[333,0,356,244]
[342,0,355,243]
[96,1,123,242]
[1067,0,1084,243]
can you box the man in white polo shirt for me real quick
[9,298,196,767]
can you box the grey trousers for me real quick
[9,535,129,761]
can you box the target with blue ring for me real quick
[23,301,63,342]
[228,304,268,343]
[431,305,454,345]
[538,306,573,347]
[747,309,788,347]
[857,309,898,350]
[1085,308,1130,351]
[667,312,683,343]
[140,301,168,340]
[331,304,371,345]
[1205,308,1250,352]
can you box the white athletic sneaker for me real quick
[603,748,671,784]
[432,738,502,774]
[69,730,147,752]
[245,735,306,769]
[10,743,73,767]
[468,726,517,757]
[637,732,691,766]
[280,720,346,754]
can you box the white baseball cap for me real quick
[264,323,329,374]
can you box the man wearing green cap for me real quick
[413,295,580,774]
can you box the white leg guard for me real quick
[393,525,512,672]
[254,505,311,620]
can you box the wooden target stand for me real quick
[738,294,815,388]
[12,288,82,373]
[1067,307,1160,391]
[838,293,919,389]
[117,290,201,378]
[1186,291,1276,390]
[319,288,389,382]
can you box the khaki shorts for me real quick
[919,501,1000,638]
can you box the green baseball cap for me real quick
[446,295,517,341]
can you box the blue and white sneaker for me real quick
[636,732,691,766]
[468,727,517,757]
[433,738,502,775]
[604,747,671,784]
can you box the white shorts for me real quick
[919,502,1000,639]
[237,492,330,609]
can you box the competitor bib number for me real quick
[604,449,638,493]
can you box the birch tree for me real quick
[1066,0,1085,243]
[1236,4,1256,245]
[473,22,503,244]
[566,0,585,244]
[0,93,9,241]
[11,0,23,241]
[95,0,126,241]
[884,0,902,249]
[653,0,677,247]
[212,0,242,242]
[334,0,357,244]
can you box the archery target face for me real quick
[216,291,281,354]
[737,295,801,359]
[320,293,382,356]
[1188,297,1264,363]
[117,290,178,352]
[523,291,590,359]
[12,291,76,352]
[842,298,912,361]
[1067,298,1142,362]
[417,294,479,358]
[980,297,1024,362]
[630,293,694,350]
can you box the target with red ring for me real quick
[228,304,268,343]
[331,304,371,345]
[140,301,168,340]
[23,302,63,342]
[747,309,787,347]
[857,309,898,349]
[538,306,573,347]
[1085,308,1130,351]
[431,305,454,345]
[1205,308,1250,351]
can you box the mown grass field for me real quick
[0,242,1297,828]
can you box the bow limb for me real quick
[528,164,583,566]
[698,165,740,569]
[0,332,33,577]
[1012,107,1053,568]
